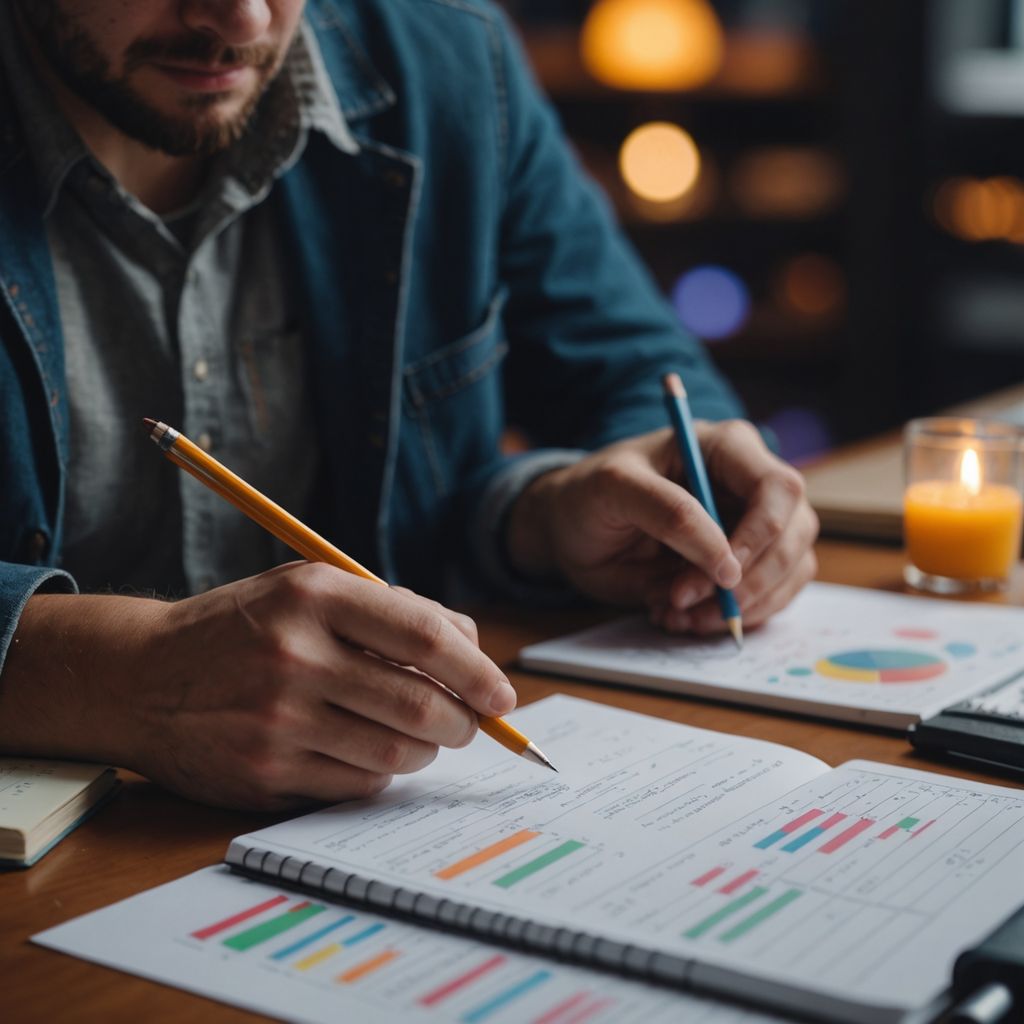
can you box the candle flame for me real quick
[960,447,982,495]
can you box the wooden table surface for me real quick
[4,539,1023,1022]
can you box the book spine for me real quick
[225,841,693,986]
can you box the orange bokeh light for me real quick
[581,0,724,92]
[619,122,701,204]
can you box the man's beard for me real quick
[16,3,281,156]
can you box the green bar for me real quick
[898,817,920,830]
[684,887,768,940]
[493,840,585,889]
[223,903,325,951]
[719,889,803,944]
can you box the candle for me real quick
[904,447,1023,581]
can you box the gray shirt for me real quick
[0,13,358,597]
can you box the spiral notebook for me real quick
[171,695,1024,1024]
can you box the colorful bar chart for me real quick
[270,915,355,961]
[684,886,767,940]
[336,949,399,984]
[191,894,288,940]
[419,954,508,1007]
[493,841,585,889]
[690,866,727,887]
[913,819,936,837]
[719,889,802,944]
[754,808,823,849]
[435,830,540,880]
[819,818,875,854]
[462,970,552,1023]
[878,817,919,840]
[780,812,847,853]
[223,901,324,952]
[717,869,758,895]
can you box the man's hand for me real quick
[0,564,516,810]
[506,420,818,633]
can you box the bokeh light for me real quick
[731,147,844,218]
[619,122,701,204]
[777,253,846,319]
[581,0,724,92]
[932,176,1024,243]
[672,265,751,339]
[761,407,832,465]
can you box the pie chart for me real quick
[814,649,947,684]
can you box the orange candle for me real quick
[904,448,1023,581]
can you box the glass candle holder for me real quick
[903,418,1024,594]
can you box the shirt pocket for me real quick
[402,289,509,497]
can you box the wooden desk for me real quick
[4,539,1022,1023]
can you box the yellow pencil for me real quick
[143,419,556,771]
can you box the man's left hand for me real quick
[505,421,819,634]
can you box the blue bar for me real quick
[782,826,826,853]
[755,830,788,849]
[342,922,386,947]
[462,970,552,1023]
[269,915,355,961]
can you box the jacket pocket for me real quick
[401,290,509,498]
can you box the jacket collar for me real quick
[304,0,397,123]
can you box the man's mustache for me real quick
[124,33,277,72]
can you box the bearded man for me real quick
[0,1,817,809]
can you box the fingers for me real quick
[305,703,444,775]
[280,752,393,806]
[390,587,479,645]
[700,420,809,569]
[603,460,741,589]
[319,648,478,749]
[284,565,516,717]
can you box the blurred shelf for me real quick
[523,27,828,102]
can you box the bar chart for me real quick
[36,866,781,1024]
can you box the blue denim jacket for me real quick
[0,0,742,667]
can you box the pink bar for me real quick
[819,812,848,830]
[718,869,759,895]
[692,866,727,887]
[819,818,875,854]
[190,894,288,940]
[782,808,824,834]
[532,992,590,1024]
[418,954,506,1007]
[878,825,900,840]
[912,820,936,838]
[564,998,616,1024]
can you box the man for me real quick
[0,0,817,809]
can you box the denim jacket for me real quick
[0,0,741,669]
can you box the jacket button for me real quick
[27,530,48,562]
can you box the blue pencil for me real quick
[662,373,744,649]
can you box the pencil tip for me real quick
[522,743,558,772]
[727,617,744,650]
[142,417,157,434]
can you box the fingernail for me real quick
[489,680,517,716]
[716,555,742,589]
[734,546,751,567]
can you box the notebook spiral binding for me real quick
[226,842,694,988]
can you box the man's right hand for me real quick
[0,563,516,810]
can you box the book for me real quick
[36,696,1024,1023]
[0,758,119,867]
[519,581,1024,728]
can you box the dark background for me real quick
[500,0,1024,462]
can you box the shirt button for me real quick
[193,358,209,382]
[196,431,213,451]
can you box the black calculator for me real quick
[910,674,1024,771]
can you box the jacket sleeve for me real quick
[0,563,77,677]
[454,6,744,597]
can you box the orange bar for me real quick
[434,830,541,880]
[336,949,399,984]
